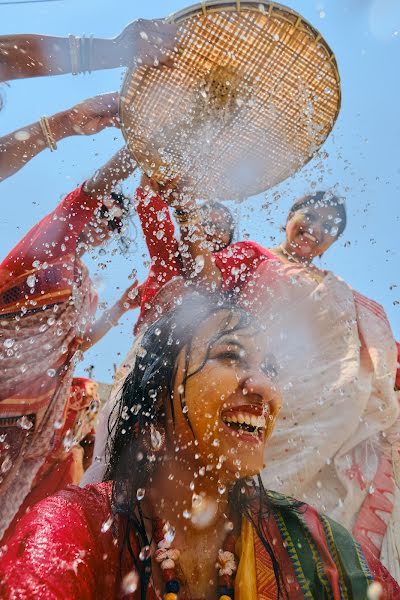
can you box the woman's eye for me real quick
[216,350,242,362]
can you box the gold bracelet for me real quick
[39,116,57,152]
[69,34,80,75]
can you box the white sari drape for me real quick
[240,260,399,578]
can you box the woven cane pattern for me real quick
[121,0,340,200]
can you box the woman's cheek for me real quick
[185,363,240,428]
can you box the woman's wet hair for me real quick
[105,293,301,599]
[289,190,347,237]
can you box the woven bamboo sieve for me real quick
[120,0,341,201]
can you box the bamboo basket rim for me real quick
[120,0,341,200]
[166,0,340,89]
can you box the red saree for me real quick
[0,185,99,539]
[0,482,398,599]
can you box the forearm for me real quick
[0,110,72,182]
[83,147,137,200]
[0,34,122,82]
[80,301,126,352]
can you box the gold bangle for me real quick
[39,116,57,151]
[69,34,80,75]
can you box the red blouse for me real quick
[1,184,100,281]
[134,188,274,331]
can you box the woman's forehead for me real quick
[295,204,338,219]
[189,310,261,355]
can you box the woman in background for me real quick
[0,147,139,539]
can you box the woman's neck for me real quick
[147,451,234,598]
[149,448,230,531]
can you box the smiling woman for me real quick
[1,293,398,599]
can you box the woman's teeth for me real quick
[302,232,318,243]
[222,412,266,431]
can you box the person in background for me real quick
[0,146,139,540]
[2,377,101,543]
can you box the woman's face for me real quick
[170,310,282,480]
[285,204,341,260]
[200,207,232,252]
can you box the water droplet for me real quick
[139,545,151,561]
[47,368,56,378]
[17,416,33,430]
[101,515,113,533]
[183,509,191,519]
[218,483,226,495]
[63,430,74,452]
[136,488,145,501]
[121,570,138,594]
[150,425,163,451]
[163,521,176,545]
[1,455,12,473]
[367,581,383,600]
[3,339,14,349]
[192,493,202,508]
[26,275,36,288]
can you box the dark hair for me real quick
[98,191,130,233]
[202,201,235,246]
[289,191,347,237]
[105,293,300,599]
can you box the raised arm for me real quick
[0,92,119,183]
[0,20,177,82]
[142,177,223,292]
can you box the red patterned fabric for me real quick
[395,341,400,390]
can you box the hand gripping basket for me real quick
[120,0,341,201]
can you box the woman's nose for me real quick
[240,372,282,416]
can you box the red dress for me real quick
[134,188,274,331]
[0,482,399,599]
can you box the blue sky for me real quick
[1,0,399,382]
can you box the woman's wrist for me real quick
[104,302,126,327]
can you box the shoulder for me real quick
[0,483,115,599]
[4,482,113,554]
